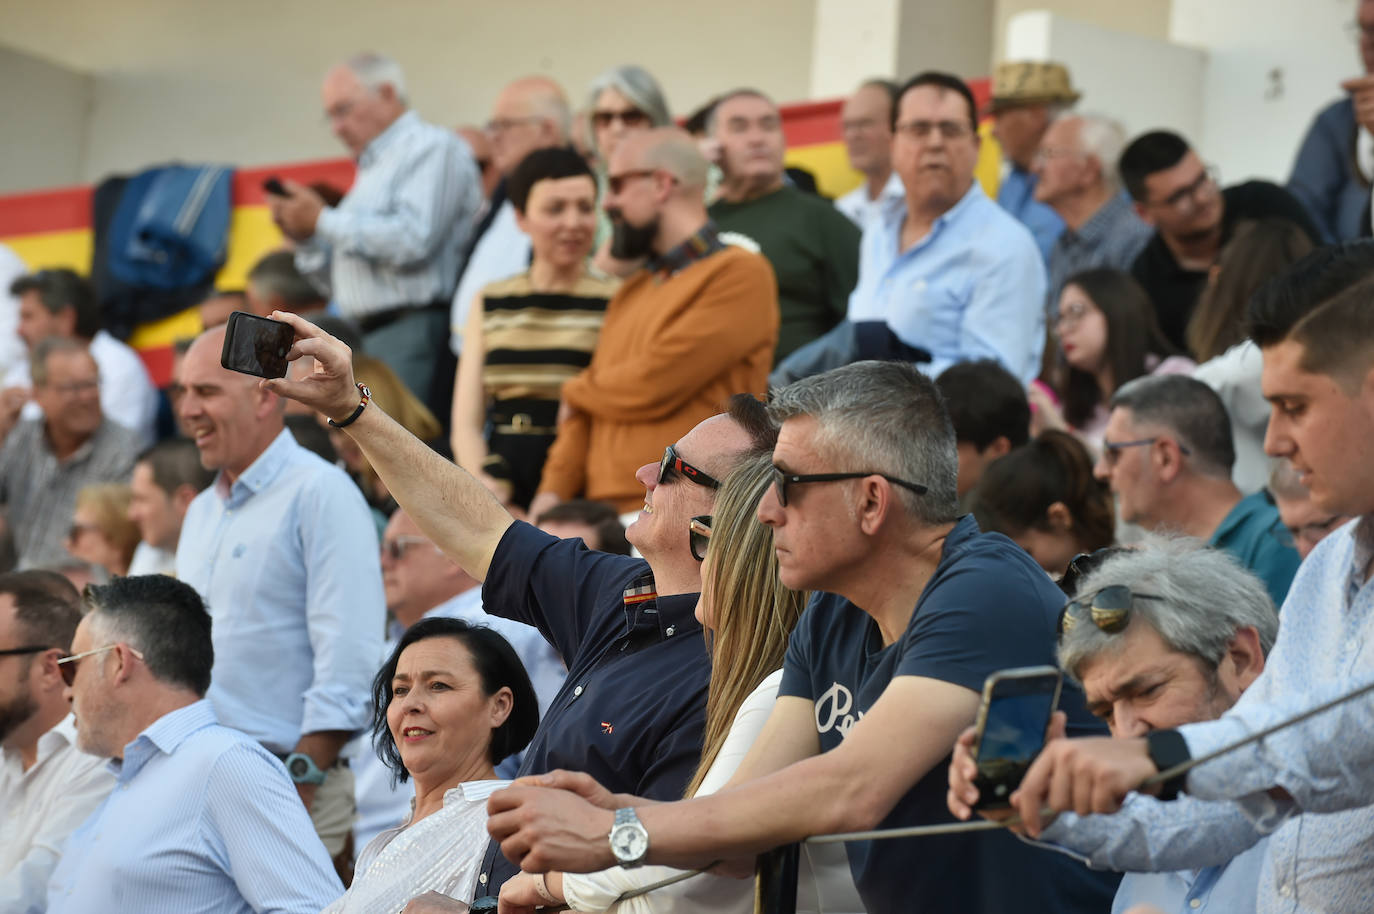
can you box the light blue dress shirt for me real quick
[176,428,384,754]
[996,164,1065,262]
[1174,517,1374,912]
[296,110,481,320]
[45,700,341,914]
[846,181,1047,384]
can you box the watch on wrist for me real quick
[1145,729,1191,801]
[283,752,328,786]
[327,382,371,429]
[609,807,649,868]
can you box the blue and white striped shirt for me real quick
[45,700,341,914]
[296,110,481,320]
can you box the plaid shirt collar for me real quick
[646,221,726,279]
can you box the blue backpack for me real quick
[106,164,233,290]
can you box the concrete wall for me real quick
[992,0,1172,65]
[0,48,91,193]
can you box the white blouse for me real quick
[560,670,863,914]
[322,779,508,914]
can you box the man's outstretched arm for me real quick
[263,310,513,581]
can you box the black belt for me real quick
[356,300,448,335]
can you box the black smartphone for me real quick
[221,311,294,379]
[262,176,288,196]
[970,665,1063,810]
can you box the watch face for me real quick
[611,823,648,861]
[288,758,309,778]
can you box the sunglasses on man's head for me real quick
[658,445,721,490]
[689,515,712,562]
[1057,585,1164,639]
[1057,547,1128,597]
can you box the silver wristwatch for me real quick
[609,807,649,867]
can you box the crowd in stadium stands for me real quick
[8,5,1374,909]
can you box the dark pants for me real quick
[360,306,451,413]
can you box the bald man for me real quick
[270,51,480,407]
[173,325,385,863]
[529,128,779,515]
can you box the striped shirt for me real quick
[296,110,481,320]
[481,271,616,402]
[0,417,139,569]
[45,700,341,914]
[1046,193,1153,310]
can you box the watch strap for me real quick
[1145,729,1191,801]
[327,382,371,429]
[283,752,327,785]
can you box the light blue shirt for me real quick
[176,428,384,754]
[296,110,482,320]
[1175,516,1374,912]
[45,701,341,914]
[846,181,1047,384]
[996,164,1065,262]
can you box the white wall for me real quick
[992,0,1171,66]
[0,48,91,194]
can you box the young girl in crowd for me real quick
[1032,268,1192,453]
[970,429,1115,578]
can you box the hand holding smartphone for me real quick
[970,666,1063,810]
[221,311,295,379]
[262,176,289,197]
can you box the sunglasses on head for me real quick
[1057,547,1128,597]
[1057,584,1164,639]
[689,515,712,562]
[56,644,144,687]
[658,445,721,490]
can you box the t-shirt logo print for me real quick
[815,682,863,738]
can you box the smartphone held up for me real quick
[970,666,1062,810]
[221,311,295,379]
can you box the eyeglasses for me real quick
[894,120,972,142]
[1057,584,1165,638]
[689,515,712,562]
[1151,165,1219,214]
[56,644,144,687]
[1278,513,1349,550]
[1057,547,1127,596]
[592,108,650,129]
[606,169,661,195]
[382,535,438,561]
[658,445,721,490]
[1100,437,1192,466]
[769,466,928,508]
[0,645,51,659]
[485,116,543,134]
[1054,299,1094,330]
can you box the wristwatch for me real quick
[609,807,649,867]
[1145,729,1191,801]
[327,382,371,429]
[283,752,328,785]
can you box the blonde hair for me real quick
[685,453,808,798]
[74,484,141,565]
[351,353,442,496]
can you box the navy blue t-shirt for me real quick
[779,515,1120,914]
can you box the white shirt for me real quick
[128,541,177,576]
[1192,341,1271,494]
[0,715,115,913]
[561,670,863,914]
[325,779,508,913]
[0,244,28,380]
[834,172,905,232]
[6,330,159,447]
[449,201,530,354]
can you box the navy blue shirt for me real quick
[475,521,710,895]
[779,516,1120,914]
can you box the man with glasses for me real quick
[47,575,340,913]
[843,71,1047,385]
[0,337,138,569]
[0,572,112,911]
[1095,374,1299,606]
[1269,458,1348,560]
[485,360,1117,914]
[948,539,1278,914]
[1121,130,1320,353]
[531,127,777,515]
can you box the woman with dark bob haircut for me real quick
[322,618,538,913]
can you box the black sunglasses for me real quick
[769,466,927,508]
[1057,584,1165,638]
[659,445,721,490]
[1057,547,1128,597]
[0,645,50,659]
[689,515,712,562]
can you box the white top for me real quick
[561,670,863,914]
[0,715,115,912]
[833,172,905,232]
[1191,341,1270,494]
[448,201,531,355]
[127,541,177,576]
[324,779,508,913]
[6,329,159,448]
[0,244,28,380]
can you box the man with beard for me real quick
[0,571,112,910]
[531,128,778,515]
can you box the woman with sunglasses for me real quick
[452,147,618,512]
[499,454,862,913]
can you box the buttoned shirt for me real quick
[449,200,531,354]
[834,172,906,231]
[176,428,384,754]
[0,417,139,569]
[997,163,1065,262]
[1173,516,1374,912]
[45,700,341,914]
[296,110,481,321]
[0,715,114,913]
[847,181,1047,384]
[1046,193,1153,310]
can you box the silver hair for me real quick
[585,65,672,157]
[345,52,408,105]
[705,88,775,136]
[1059,111,1128,193]
[1057,536,1278,682]
[767,361,960,525]
[1110,375,1236,480]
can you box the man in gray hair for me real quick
[948,538,1277,914]
[1033,112,1154,306]
[268,52,481,408]
[1096,374,1300,606]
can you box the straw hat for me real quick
[987,61,1081,112]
